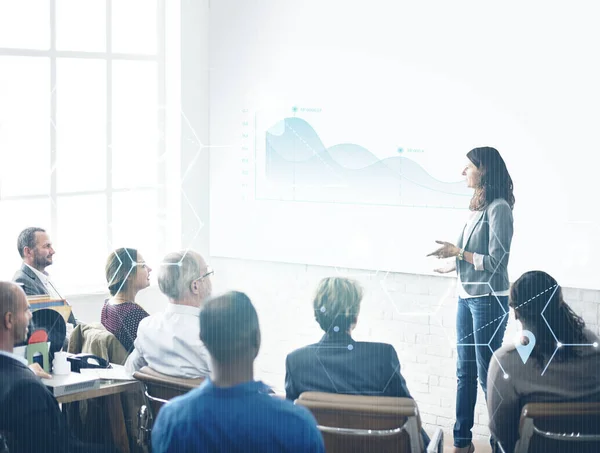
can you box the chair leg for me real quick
[137,405,153,452]
[405,417,422,453]
[514,418,534,453]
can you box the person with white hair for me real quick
[125,250,213,378]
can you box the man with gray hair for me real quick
[125,251,213,378]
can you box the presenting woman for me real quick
[428,147,515,453]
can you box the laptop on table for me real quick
[42,372,101,397]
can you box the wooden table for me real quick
[57,379,142,453]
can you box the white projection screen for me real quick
[209,0,600,290]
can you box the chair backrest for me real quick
[133,366,204,416]
[295,392,424,453]
[515,402,600,453]
[133,367,204,450]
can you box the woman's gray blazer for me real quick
[456,198,514,296]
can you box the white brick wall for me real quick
[210,256,600,442]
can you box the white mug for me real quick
[52,351,71,375]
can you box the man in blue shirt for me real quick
[152,291,325,453]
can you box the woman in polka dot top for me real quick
[101,247,151,353]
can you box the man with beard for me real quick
[13,227,76,325]
[0,282,115,453]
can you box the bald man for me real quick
[0,282,114,453]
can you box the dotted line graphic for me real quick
[458,284,558,342]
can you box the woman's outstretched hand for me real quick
[427,240,460,259]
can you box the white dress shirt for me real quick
[0,349,29,366]
[26,264,63,299]
[125,303,211,379]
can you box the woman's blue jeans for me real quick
[454,295,509,448]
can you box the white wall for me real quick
[66,0,599,443]
[208,0,600,290]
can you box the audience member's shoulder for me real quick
[492,343,520,371]
[355,340,397,354]
[137,311,158,330]
[495,342,517,359]
[287,342,320,361]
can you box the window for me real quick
[0,1,174,294]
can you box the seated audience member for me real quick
[101,248,151,353]
[151,291,325,453]
[488,271,600,452]
[285,277,413,400]
[13,226,76,325]
[0,282,114,453]
[125,250,213,378]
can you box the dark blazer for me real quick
[0,354,70,453]
[285,333,412,401]
[13,263,77,325]
[13,263,49,297]
[0,354,115,453]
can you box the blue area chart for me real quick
[263,117,471,208]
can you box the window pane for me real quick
[112,61,159,189]
[0,1,49,50]
[0,57,50,196]
[56,0,106,52]
[56,58,106,193]
[55,194,107,293]
[112,0,157,55]
[0,199,52,282]
[112,189,160,270]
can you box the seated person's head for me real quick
[313,277,363,335]
[105,248,152,297]
[0,282,31,347]
[200,291,260,365]
[158,251,212,305]
[510,270,589,363]
[17,227,54,271]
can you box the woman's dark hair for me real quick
[105,248,138,296]
[510,271,588,368]
[467,147,515,211]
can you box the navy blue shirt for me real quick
[152,379,325,453]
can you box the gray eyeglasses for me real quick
[195,266,214,282]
